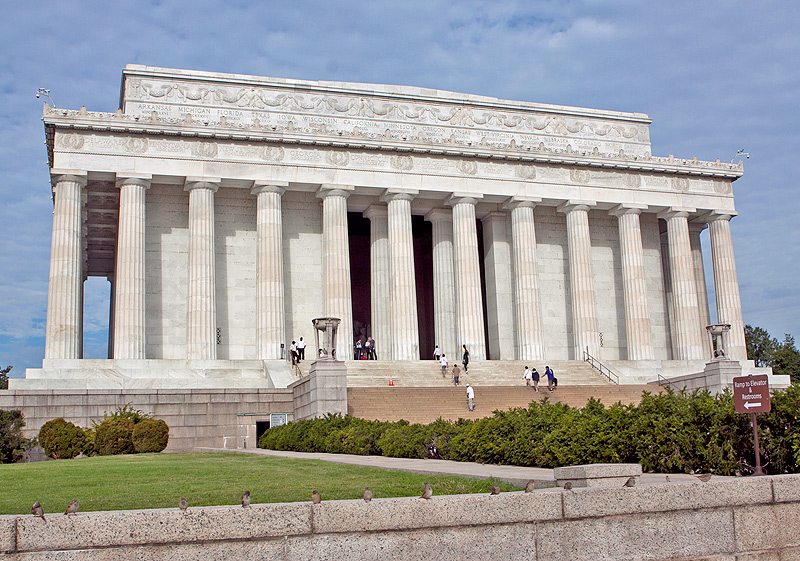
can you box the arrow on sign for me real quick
[744,401,762,409]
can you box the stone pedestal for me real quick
[290,360,348,420]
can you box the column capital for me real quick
[381,189,417,204]
[184,178,220,192]
[115,175,151,189]
[503,196,541,211]
[688,221,709,233]
[50,170,88,187]
[609,203,647,218]
[445,193,482,207]
[481,211,507,224]
[317,184,353,199]
[424,208,453,223]
[705,210,738,222]
[363,204,388,221]
[557,200,596,214]
[251,181,287,196]
[657,206,696,220]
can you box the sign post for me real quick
[733,374,771,476]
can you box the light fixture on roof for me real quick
[730,149,750,163]
[36,88,55,107]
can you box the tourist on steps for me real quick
[532,367,540,392]
[452,364,461,386]
[462,345,469,372]
[546,366,556,391]
[466,384,475,411]
[524,366,532,386]
[440,354,448,376]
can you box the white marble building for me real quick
[19,65,755,389]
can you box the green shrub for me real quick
[0,409,30,463]
[377,422,428,458]
[82,427,97,456]
[38,418,86,460]
[132,418,170,453]
[95,417,135,455]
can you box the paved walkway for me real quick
[197,447,708,487]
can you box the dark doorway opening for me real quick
[256,420,270,444]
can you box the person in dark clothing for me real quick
[462,345,470,372]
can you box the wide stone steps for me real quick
[344,360,613,388]
[346,385,657,424]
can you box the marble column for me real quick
[659,208,705,360]
[113,176,150,359]
[44,172,87,359]
[382,191,420,360]
[482,211,515,360]
[364,205,392,360]
[185,179,219,360]
[253,182,287,360]
[447,195,486,360]
[318,185,354,361]
[508,199,545,361]
[689,222,713,358]
[558,201,599,359]
[660,229,678,358]
[708,213,747,360]
[610,205,655,360]
[425,208,458,361]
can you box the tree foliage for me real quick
[0,366,11,390]
[745,325,800,383]
[0,408,30,463]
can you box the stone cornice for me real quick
[42,107,744,180]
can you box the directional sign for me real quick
[733,375,771,414]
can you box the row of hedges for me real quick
[38,405,169,459]
[258,386,800,475]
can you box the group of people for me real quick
[289,338,307,366]
[523,365,556,392]
[433,344,470,386]
[354,337,377,360]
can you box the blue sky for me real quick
[1,1,799,376]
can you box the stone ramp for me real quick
[345,359,613,388]
[347,384,657,424]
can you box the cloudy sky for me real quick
[1,0,798,376]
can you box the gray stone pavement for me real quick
[197,447,713,488]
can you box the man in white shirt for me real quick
[296,337,306,362]
[440,354,448,376]
[524,366,532,386]
[466,384,475,411]
[433,345,442,360]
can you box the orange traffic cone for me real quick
[389,375,394,386]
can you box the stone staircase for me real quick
[346,384,658,424]
[344,360,613,388]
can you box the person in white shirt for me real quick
[296,337,306,362]
[524,366,532,386]
[440,354,448,376]
[466,384,475,411]
[433,345,442,360]
[289,341,298,365]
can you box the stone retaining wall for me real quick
[0,389,293,451]
[1,474,798,560]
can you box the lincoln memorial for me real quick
[15,65,762,391]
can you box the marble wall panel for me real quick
[534,206,571,360]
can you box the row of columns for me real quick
[43,172,748,363]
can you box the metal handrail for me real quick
[654,372,684,392]
[582,348,620,384]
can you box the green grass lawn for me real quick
[0,453,518,515]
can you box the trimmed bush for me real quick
[0,409,29,463]
[132,418,170,453]
[38,418,86,460]
[95,417,135,455]
[257,385,800,475]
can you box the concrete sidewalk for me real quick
[197,447,709,487]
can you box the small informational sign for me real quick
[733,375,771,414]
[270,413,288,427]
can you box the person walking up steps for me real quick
[433,344,441,361]
[462,345,470,372]
[452,364,461,386]
[466,384,475,411]
[546,365,556,392]
[523,366,532,386]
[532,367,540,392]
[440,354,448,377]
